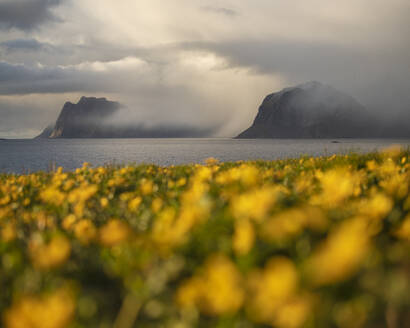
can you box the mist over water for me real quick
[1,138,409,174]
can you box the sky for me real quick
[0,0,409,138]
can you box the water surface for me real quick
[0,138,409,174]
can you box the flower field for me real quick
[1,147,410,328]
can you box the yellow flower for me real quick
[216,165,259,186]
[262,209,307,242]
[4,287,75,328]
[74,219,97,245]
[176,177,186,187]
[151,198,163,213]
[176,254,244,315]
[62,214,77,231]
[394,215,410,240]
[99,219,132,247]
[366,160,378,171]
[233,219,255,255]
[230,186,285,222]
[1,221,17,242]
[273,294,314,328]
[128,196,142,212]
[67,185,98,204]
[379,173,408,199]
[29,235,71,271]
[312,168,363,206]
[40,187,66,206]
[247,257,299,323]
[357,193,393,220]
[140,179,154,195]
[100,197,109,208]
[306,218,370,285]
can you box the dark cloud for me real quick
[184,39,410,117]
[0,0,63,30]
[1,38,43,50]
[0,61,104,94]
[0,38,57,53]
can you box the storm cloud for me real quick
[0,0,64,30]
[0,0,409,137]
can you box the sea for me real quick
[0,138,409,174]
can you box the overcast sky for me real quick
[0,0,409,137]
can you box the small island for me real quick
[237,81,410,139]
[37,96,214,139]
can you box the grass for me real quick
[0,147,409,328]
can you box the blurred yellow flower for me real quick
[100,197,109,208]
[312,168,363,206]
[357,193,393,220]
[128,196,142,212]
[306,218,370,285]
[74,219,97,245]
[99,219,132,247]
[230,186,284,222]
[247,257,298,323]
[273,294,313,328]
[233,219,255,255]
[40,187,65,206]
[62,214,77,231]
[1,221,17,242]
[4,287,75,328]
[140,179,154,195]
[395,215,410,240]
[29,235,71,270]
[151,198,163,213]
[177,254,244,315]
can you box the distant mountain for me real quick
[236,81,410,138]
[36,97,214,138]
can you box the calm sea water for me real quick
[0,138,409,174]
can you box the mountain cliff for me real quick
[36,97,214,138]
[237,82,376,138]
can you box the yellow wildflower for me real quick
[366,160,378,171]
[128,196,142,212]
[151,198,163,213]
[357,193,393,220]
[1,221,17,242]
[395,215,410,240]
[273,294,314,328]
[74,219,97,245]
[230,186,285,222]
[176,254,244,315]
[140,179,154,195]
[100,197,109,208]
[306,218,370,285]
[233,219,255,255]
[62,214,77,231]
[29,235,71,270]
[379,173,408,199]
[247,257,299,323]
[40,187,66,206]
[99,219,132,247]
[4,287,75,328]
[312,168,363,206]
[176,177,186,187]
[262,209,307,242]
[67,185,98,204]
